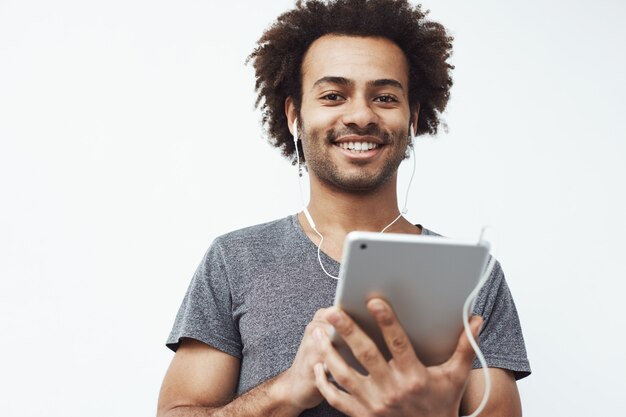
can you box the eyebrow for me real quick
[369,78,404,90]
[311,76,404,91]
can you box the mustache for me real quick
[325,126,393,144]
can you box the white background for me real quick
[1,0,624,416]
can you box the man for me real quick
[157,1,531,416]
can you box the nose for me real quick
[340,96,379,129]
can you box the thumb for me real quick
[447,315,483,373]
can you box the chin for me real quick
[325,173,395,193]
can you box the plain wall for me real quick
[1,0,624,415]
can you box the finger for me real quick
[312,307,329,320]
[304,309,331,336]
[315,327,364,394]
[314,363,364,417]
[446,315,483,374]
[325,307,389,377]
[367,298,425,372]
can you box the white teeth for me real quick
[337,142,378,152]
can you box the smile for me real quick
[334,142,380,153]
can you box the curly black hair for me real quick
[247,0,453,164]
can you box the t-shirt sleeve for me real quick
[166,240,242,358]
[471,260,531,380]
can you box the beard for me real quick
[301,123,409,193]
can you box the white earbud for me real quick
[293,119,298,144]
[293,119,303,178]
[293,118,307,211]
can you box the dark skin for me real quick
[157,302,518,416]
[157,34,522,417]
[315,301,485,417]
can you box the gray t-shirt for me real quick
[167,215,531,415]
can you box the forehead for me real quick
[301,35,409,90]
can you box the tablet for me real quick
[331,231,490,375]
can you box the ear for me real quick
[285,97,297,135]
[411,103,421,136]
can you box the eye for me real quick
[320,92,345,102]
[374,95,398,103]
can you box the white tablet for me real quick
[332,231,490,374]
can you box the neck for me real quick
[304,172,413,235]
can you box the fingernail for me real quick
[314,327,325,341]
[314,363,324,375]
[328,311,342,325]
[472,315,484,331]
[370,299,385,312]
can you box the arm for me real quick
[158,308,332,417]
[460,368,522,417]
[157,338,300,417]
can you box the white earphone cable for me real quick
[461,254,495,417]
[293,121,306,206]
[380,129,417,233]
[296,122,417,279]
[293,121,491,416]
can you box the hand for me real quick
[275,308,331,412]
[313,298,483,417]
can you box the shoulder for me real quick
[191,215,300,284]
[213,215,297,248]
[206,215,303,267]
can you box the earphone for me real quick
[292,119,492,416]
[293,119,303,177]
[293,120,418,279]
[293,119,307,211]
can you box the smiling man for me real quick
[157,1,530,416]
[292,37,411,195]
